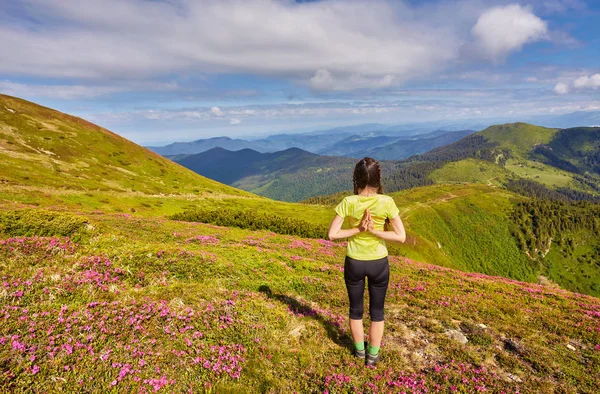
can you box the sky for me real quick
[0,0,599,145]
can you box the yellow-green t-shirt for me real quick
[334,194,400,260]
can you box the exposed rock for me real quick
[503,338,524,353]
[477,323,487,329]
[289,324,305,338]
[566,344,576,351]
[507,373,523,383]
[444,329,468,344]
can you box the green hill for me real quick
[0,95,249,196]
[478,122,558,156]
[394,123,600,198]
[0,94,335,223]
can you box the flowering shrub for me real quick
[0,209,87,237]
[0,212,598,393]
[0,236,77,257]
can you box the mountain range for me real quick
[147,110,600,158]
[148,128,475,160]
[170,122,600,204]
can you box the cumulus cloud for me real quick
[0,1,563,94]
[210,107,224,117]
[471,4,548,62]
[229,118,241,125]
[553,73,600,95]
[553,82,570,95]
[573,74,600,89]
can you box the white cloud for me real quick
[471,5,548,62]
[553,82,570,95]
[553,73,600,95]
[573,74,600,89]
[210,107,224,117]
[229,118,241,125]
[0,0,462,90]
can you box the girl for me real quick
[328,157,406,366]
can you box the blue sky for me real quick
[0,0,599,145]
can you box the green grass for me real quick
[0,97,599,392]
[1,210,598,393]
[388,184,536,281]
[504,158,575,188]
[1,96,596,296]
[428,158,511,186]
[0,94,248,197]
[478,122,558,157]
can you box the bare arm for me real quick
[369,215,406,243]
[328,210,371,241]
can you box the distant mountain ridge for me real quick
[171,122,600,204]
[147,110,600,157]
[354,129,475,160]
[149,128,476,160]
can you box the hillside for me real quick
[0,94,334,224]
[3,97,598,297]
[1,208,598,393]
[0,95,247,197]
[1,97,599,392]
[392,123,600,198]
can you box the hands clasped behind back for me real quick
[359,208,374,232]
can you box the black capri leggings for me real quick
[344,255,390,322]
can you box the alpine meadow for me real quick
[1,93,599,393]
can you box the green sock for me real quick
[354,341,365,351]
[368,345,380,356]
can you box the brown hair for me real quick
[353,157,383,195]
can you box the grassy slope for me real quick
[478,122,558,157]
[2,97,597,293]
[387,184,537,282]
[422,123,600,193]
[427,158,512,186]
[0,94,334,226]
[1,212,598,393]
[543,228,600,297]
[0,95,248,196]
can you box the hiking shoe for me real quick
[365,352,380,366]
[353,348,366,359]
